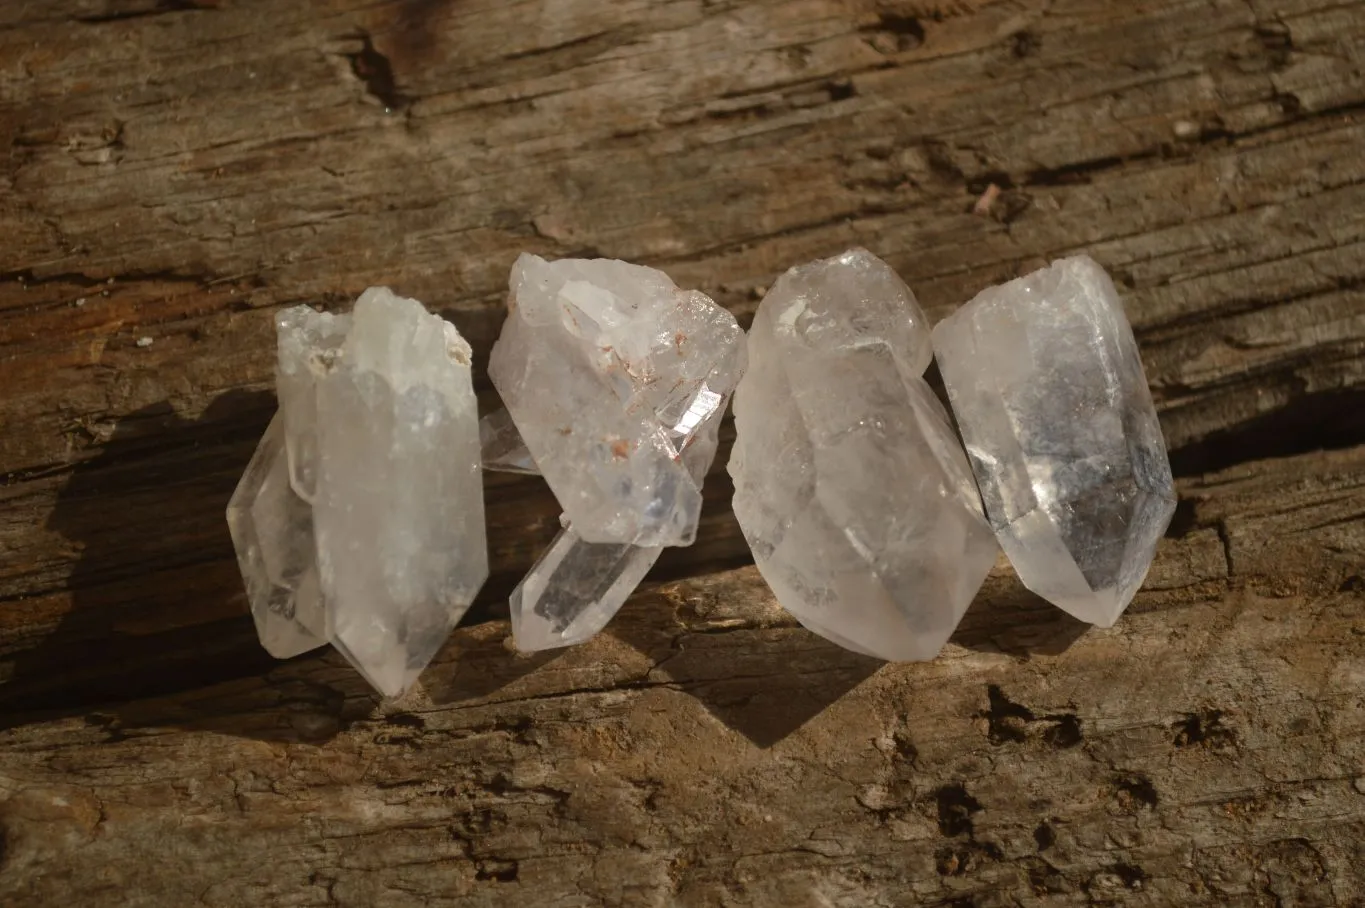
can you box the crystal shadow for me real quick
[949,569,1091,658]
[0,395,298,736]
[605,583,885,750]
[0,394,544,743]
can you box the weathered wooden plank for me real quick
[1,444,1362,906]
[1,0,1361,707]
[0,1,1363,902]
[1,0,1362,471]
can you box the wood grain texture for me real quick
[0,0,1362,904]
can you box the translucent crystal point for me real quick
[230,287,488,697]
[729,249,998,661]
[307,289,487,696]
[227,414,327,658]
[509,531,661,651]
[932,255,1176,627]
[488,254,745,548]
[487,255,745,650]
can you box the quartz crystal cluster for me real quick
[488,254,745,651]
[227,288,488,696]
[933,255,1175,626]
[728,249,999,661]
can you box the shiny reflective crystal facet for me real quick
[487,255,745,651]
[479,407,538,475]
[932,254,1176,627]
[229,287,488,696]
[729,249,998,661]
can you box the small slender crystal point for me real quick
[232,287,488,697]
[478,409,663,652]
[509,529,661,651]
[932,255,1176,627]
[729,249,997,661]
[488,253,745,548]
[227,414,327,659]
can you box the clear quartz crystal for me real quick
[729,249,998,661]
[932,254,1176,626]
[488,253,745,548]
[227,414,327,658]
[479,408,665,651]
[487,254,745,650]
[509,531,661,651]
[230,288,488,696]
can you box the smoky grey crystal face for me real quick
[932,255,1176,627]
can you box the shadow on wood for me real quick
[0,394,282,730]
[951,577,1091,658]
[608,589,888,750]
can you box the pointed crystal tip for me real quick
[510,529,661,652]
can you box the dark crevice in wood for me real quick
[502,29,622,62]
[859,13,927,53]
[1173,709,1238,749]
[1033,821,1056,851]
[344,32,409,112]
[934,783,983,837]
[1116,774,1159,810]
[1107,862,1149,891]
[936,840,1003,877]
[983,685,1035,744]
[74,0,215,25]
[1140,272,1363,338]
[0,270,110,294]
[0,267,216,301]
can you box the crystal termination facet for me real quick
[489,254,746,549]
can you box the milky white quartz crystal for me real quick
[228,287,488,696]
[728,249,998,661]
[932,255,1176,627]
[487,254,745,651]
